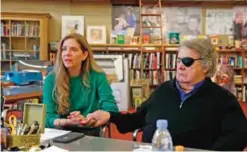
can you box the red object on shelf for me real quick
[239,102,247,118]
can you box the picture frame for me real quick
[61,16,84,38]
[169,32,180,44]
[87,26,106,44]
[93,54,124,82]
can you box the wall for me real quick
[2,0,112,42]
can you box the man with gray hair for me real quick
[71,38,247,151]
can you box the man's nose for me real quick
[177,62,186,70]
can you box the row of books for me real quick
[1,51,39,60]
[1,22,40,37]
[129,70,176,86]
[236,85,246,102]
[165,53,177,69]
[128,52,161,70]
[164,71,176,81]
[218,55,244,68]
[234,75,243,85]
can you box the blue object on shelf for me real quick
[2,71,43,85]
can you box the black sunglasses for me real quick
[177,57,203,67]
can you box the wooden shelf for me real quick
[143,68,161,70]
[111,0,246,5]
[1,36,10,37]
[217,50,242,53]
[141,14,162,16]
[1,60,18,62]
[234,67,243,70]
[150,85,159,88]
[91,44,140,47]
[165,68,176,71]
[90,43,180,47]
[142,26,162,28]
[1,59,40,62]
[3,50,34,53]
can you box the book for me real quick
[117,35,124,44]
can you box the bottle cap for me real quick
[175,145,184,151]
[156,119,168,130]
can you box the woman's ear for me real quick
[81,51,88,61]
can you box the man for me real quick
[72,39,247,151]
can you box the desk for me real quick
[3,85,43,104]
[50,136,201,151]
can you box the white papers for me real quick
[40,145,68,152]
[132,145,152,152]
[41,128,71,142]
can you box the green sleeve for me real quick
[96,73,119,112]
[43,73,59,128]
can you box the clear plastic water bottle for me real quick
[152,119,173,151]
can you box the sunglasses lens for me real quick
[182,57,194,67]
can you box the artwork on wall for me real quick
[86,26,106,44]
[233,6,247,40]
[61,16,84,38]
[112,5,139,36]
[93,54,124,82]
[111,5,247,42]
[206,9,233,35]
[163,7,202,36]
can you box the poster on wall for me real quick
[61,16,84,38]
[233,6,247,40]
[111,5,139,36]
[206,9,233,35]
[163,7,202,36]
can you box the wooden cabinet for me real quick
[1,12,51,75]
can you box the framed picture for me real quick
[93,54,124,82]
[61,16,84,38]
[87,26,106,44]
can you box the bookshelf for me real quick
[1,12,51,75]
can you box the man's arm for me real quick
[109,102,148,133]
[212,95,247,151]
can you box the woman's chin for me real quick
[64,64,73,68]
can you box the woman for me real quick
[43,33,119,135]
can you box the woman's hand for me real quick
[67,111,85,124]
[80,110,110,127]
[67,111,96,127]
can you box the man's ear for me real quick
[81,51,88,61]
[203,61,211,74]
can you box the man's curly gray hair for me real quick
[180,38,218,77]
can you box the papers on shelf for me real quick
[40,128,71,142]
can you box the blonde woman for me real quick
[43,33,118,135]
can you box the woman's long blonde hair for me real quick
[53,33,103,115]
